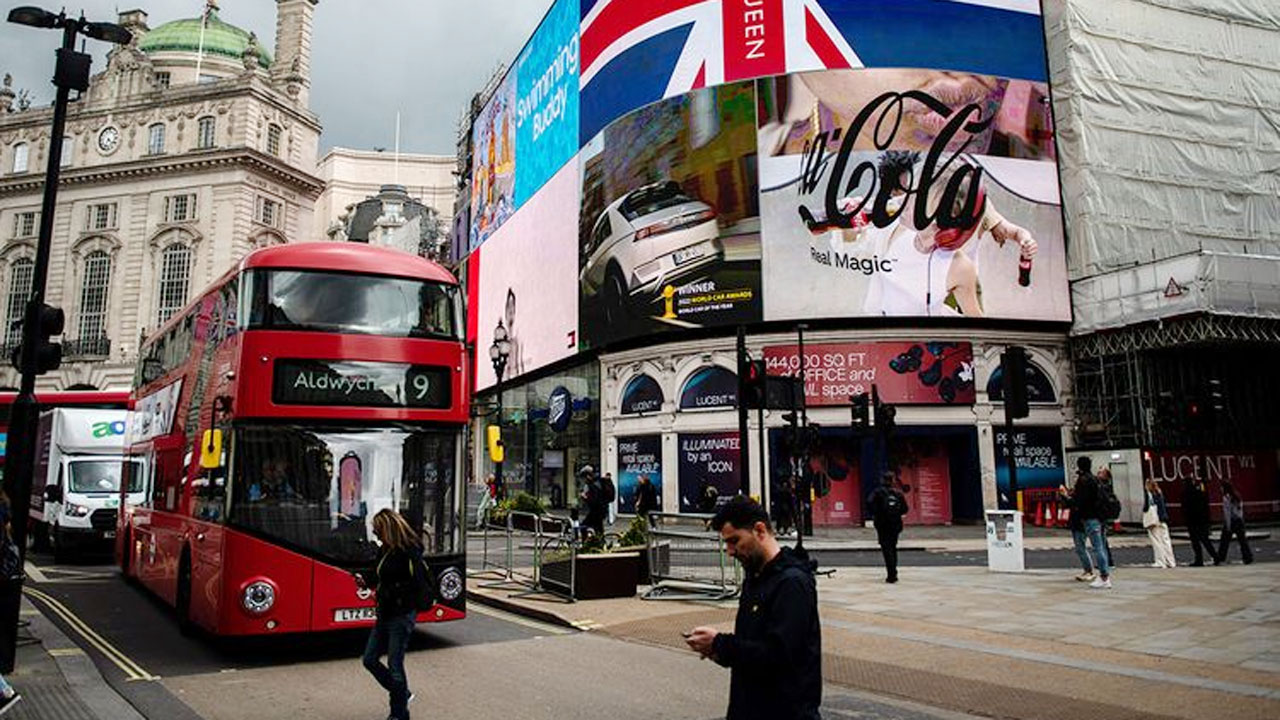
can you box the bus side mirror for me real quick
[44,485,63,503]
[486,425,503,463]
[200,430,223,470]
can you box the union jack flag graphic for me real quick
[578,0,1045,143]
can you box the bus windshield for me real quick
[247,269,460,340]
[229,424,458,566]
[68,459,144,494]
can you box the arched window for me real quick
[4,259,34,347]
[148,123,166,155]
[987,359,1058,404]
[11,143,28,174]
[679,366,737,410]
[197,116,216,149]
[621,374,664,415]
[266,124,282,156]
[157,244,192,325]
[78,250,112,341]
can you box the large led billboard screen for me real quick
[463,0,1067,387]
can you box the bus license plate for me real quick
[334,607,376,623]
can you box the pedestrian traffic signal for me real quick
[10,303,64,374]
[850,393,870,431]
[1001,346,1029,421]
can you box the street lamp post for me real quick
[2,7,131,674]
[488,320,511,500]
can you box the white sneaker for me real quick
[1075,571,1096,582]
[1089,577,1112,589]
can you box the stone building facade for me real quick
[0,1,322,391]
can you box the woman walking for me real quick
[357,509,423,720]
[1142,480,1176,568]
[1216,481,1254,565]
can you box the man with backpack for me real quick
[1073,457,1115,589]
[868,472,910,584]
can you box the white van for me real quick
[30,408,145,561]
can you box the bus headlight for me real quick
[64,503,91,518]
[437,567,462,601]
[242,580,276,615]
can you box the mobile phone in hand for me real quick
[681,631,693,639]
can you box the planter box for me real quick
[542,551,640,600]
[616,542,670,585]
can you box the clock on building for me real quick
[97,126,120,154]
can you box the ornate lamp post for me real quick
[488,320,511,499]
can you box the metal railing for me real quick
[63,335,111,359]
[469,511,576,602]
[643,512,740,601]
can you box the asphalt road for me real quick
[24,550,987,720]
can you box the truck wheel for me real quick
[176,551,195,636]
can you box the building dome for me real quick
[138,11,272,69]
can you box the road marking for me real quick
[48,648,86,657]
[23,561,47,583]
[23,586,159,682]
[467,603,571,635]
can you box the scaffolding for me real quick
[1071,315,1280,449]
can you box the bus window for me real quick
[247,269,459,340]
[229,425,457,567]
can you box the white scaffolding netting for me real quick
[1045,0,1280,332]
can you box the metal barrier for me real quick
[643,512,740,601]
[468,511,577,602]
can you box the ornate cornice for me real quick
[0,147,323,198]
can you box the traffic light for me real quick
[1205,378,1224,422]
[742,359,767,410]
[1001,345,1029,421]
[10,303,64,374]
[850,393,870,431]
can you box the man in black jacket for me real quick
[1073,457,1113,589]
[685,497,821,720]
[1182,476,1218,566]
[868,472,909,583]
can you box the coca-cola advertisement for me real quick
[757,68,1070,322]
[763,341,975,406]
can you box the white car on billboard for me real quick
[580,180,719,321]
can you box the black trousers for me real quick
[1217,521,1254,564]
[877,525,901,581]
[1186,523,1217,565]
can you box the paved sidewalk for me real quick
[471,562,1280,720]
[6,595,145,720]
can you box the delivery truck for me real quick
[30,407,144,561]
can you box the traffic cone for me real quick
[1042,503,1053,527]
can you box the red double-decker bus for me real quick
[118,243,468,636]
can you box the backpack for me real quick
[407,551,437,612]
[1096,477,1122,521]
[881,489,905,517]
[601,476,616,503]
[0,536,20,580]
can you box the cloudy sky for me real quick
[1,0,552,155]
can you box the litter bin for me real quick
[984,510,1024,572]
